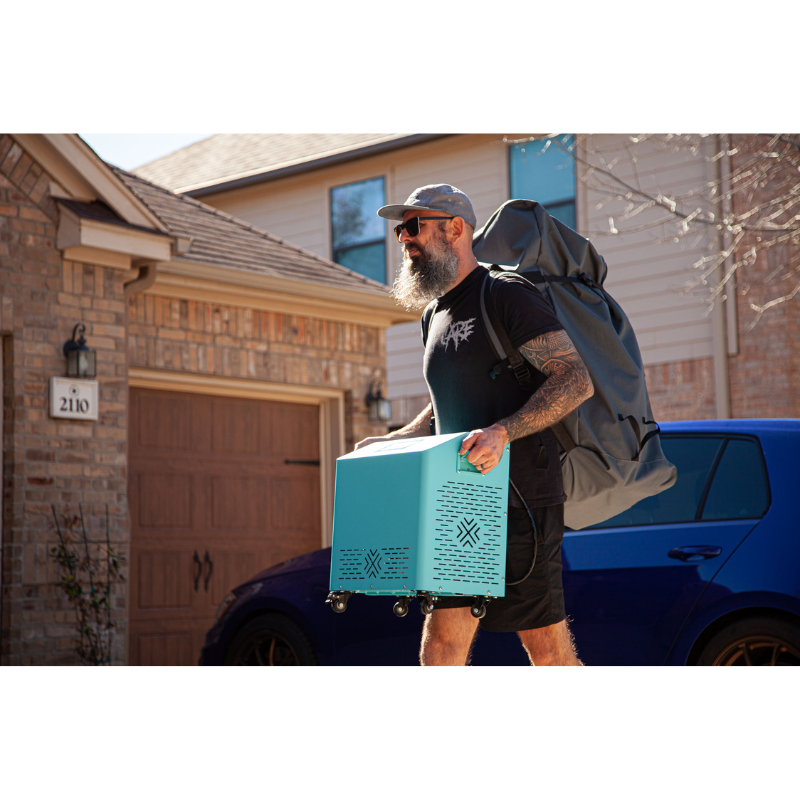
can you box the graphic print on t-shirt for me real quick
[441,318,476,352]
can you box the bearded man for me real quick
[355,184,594,666]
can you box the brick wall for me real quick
[1,134,392,665]
[644,358,717,422]
[127,294,389,449]
[638,135,800,424]
[727,135,800,419]
[0,135,129,665]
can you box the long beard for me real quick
[390,228,460,311]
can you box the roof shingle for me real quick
[133,133,413,193]
[111,166,391,296]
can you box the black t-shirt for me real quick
[422,266,566,508]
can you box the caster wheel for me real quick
[419,600,435,616]
[393,600,409,618]
[470,603,486,619]
[331,597,347,613]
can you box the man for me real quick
[356,184,594,666]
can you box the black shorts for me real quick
[432,503,566,633]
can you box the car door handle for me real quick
[668,545,723,562]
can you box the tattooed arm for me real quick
[459,330,593,473]
[499,329,593,441]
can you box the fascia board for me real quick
[80,218,172,261]
[153,259,417,328]
[57,205,171,262]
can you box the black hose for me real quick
[505,479,538,586]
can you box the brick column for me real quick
[1,136,130,665]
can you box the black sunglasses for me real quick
[394,215,455,241]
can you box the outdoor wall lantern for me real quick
[62,323,97,378]
[365,379,391,423]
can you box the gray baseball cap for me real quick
[377,184,477,229]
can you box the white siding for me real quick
[208,174,330,257]
[386,320,425,401]
[579,134,719,369]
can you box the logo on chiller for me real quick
[442,318,475,351]
[457,518,480,548]
[364,549,382,578]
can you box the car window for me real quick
[586,436,723,528]
[701,438,770,520]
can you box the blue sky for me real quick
[79,133,214,170]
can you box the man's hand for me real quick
[353,402,434,452]
[458,424,509,474]
[354,435,393,451]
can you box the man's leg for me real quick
[420,607,480,666]
[517,618,583,665]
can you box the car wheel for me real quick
[695,616,800,666]
[222,614,318,666]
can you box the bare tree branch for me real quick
[494,133,800,326]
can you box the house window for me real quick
[509,135,576,230]
[331,177,386,283]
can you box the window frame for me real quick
[586,433,772,530]
[329,175,387,283]
[696,434,772,522]
[507,135,577,229]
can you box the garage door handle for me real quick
[669,545,723,562]
[203,550,213,592]
[284,459,320,466]
[193,551,202,591]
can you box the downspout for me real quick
[712,135,733,419]
[719,135,739,357]
[123,262,158,301]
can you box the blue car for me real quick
[200,419,800,666]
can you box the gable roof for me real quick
[112,165,393,296]
[15,133,169,232]
[133,133,449,196]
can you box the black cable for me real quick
[505,479,538,586]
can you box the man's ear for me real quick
[450,215,465,241]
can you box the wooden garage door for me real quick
[128,388,320,666]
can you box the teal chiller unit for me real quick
[327,432,510,619]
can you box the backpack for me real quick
[463,199,677,530]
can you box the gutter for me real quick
[182,134,452,198]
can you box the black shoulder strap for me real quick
[480,268,549,470]
[479,269,534,387]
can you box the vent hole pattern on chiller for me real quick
[333,547,410,583]
[432,482,505,585]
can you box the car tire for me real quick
[695,616,800,666]
[222,613,318,666]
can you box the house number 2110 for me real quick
[49,377,99,421]
[60,396,90,414]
